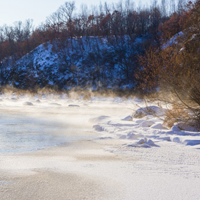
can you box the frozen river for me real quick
[0,95,100,154]
[0,93,200,200]
[0,112,69,153]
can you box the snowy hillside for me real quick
[0,36,146,90]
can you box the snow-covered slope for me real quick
[0,36,146,89]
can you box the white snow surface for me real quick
[0,93,200,199]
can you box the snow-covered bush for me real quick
[133,106,164,118]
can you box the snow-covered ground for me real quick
[0,93,200,200]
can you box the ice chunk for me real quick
[141,121,155,127]
[93,125,104,132]
[68,104,80,107]
[24,102,33,106]
[122,115,133,121]
[151,123,168,130]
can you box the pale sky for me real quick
[0,0,141,28]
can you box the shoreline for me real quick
[0,95,200,199]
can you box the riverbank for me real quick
[0,94,200,200]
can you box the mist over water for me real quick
[0,104,92,153]
[0,92,131,154]
[0,112,70,153]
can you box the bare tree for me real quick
[178,0,186,14]
[59,1,76,47]
[161,0,167,16]
[170,0,176,14]
[14,21,23,42]
[23,19,34,40]
[46,11,63,35]
[60,1,75,21]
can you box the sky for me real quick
[0,0,138,28]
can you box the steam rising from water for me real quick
[0,92,131,153]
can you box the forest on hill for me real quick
[0,0,198,93]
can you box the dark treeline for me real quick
[0,0,191,62]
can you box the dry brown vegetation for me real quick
[0,84,138,100]
[135,1,200,127]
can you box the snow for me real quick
[1,35,148,89]
[24,101,34,106]
[94,104,200,150]
[0,93,200,199]
[133,105,166,118]
[163,31,184,49]
[127,138,157,148]
[122,115,133,121]
[68,104,80,107]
